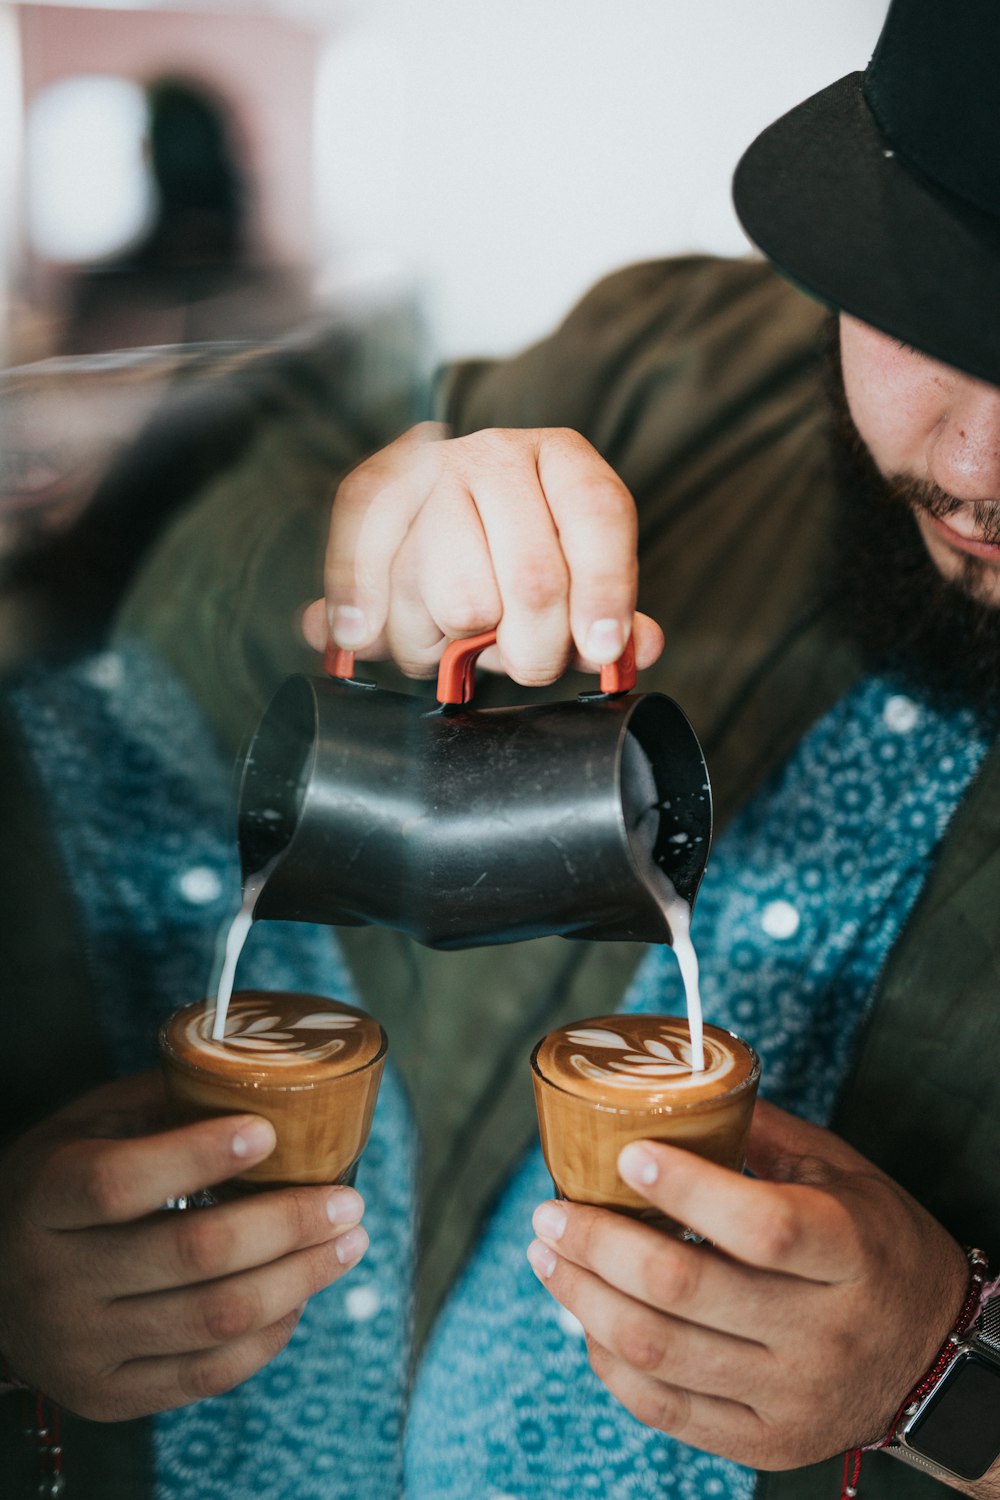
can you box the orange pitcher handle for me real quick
[434,629,638,706]
[323,644,358,679]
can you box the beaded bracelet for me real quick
[840,1247,992,1498]
[2,1365,65,1495]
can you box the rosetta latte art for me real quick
[565,1025,735,1092]
[186,1000,361,1067]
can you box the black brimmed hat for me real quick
[732,0,1000,387]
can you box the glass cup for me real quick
[531,1013,759,1231]
[159,990,386,1190]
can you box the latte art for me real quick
[162,992,385,1085]
[187,1001,362,1068]
[565,1026,735,1093]
[535,1014,755,1109]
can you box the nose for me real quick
[928,376,1000,500]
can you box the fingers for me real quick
[449,431,571,684]
[614,1140,862,1282]
[583,1342,780,1470]
[381,476,502,677]
[110,1221,369,1359]
[531,1200,781,1341]
[37,1115,277,1230]
[96,1183,365,1296]
[312,423,655,688]
[66,1312,306,1422]
[527,1237,765,1400]
[324,423,445,652]
[536,430,639,665]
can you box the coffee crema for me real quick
[534,1015,752,1109]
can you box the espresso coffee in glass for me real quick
[531,1014,759,1227]
[159,991,386,1188]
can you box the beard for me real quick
[823,320,1000,726]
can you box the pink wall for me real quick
[17,3,324,268]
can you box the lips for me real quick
[920,505,1000,559]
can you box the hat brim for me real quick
[733,73,1000,387]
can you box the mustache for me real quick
[885,474,1000,545]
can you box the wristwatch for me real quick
[888,1293,1000,1482]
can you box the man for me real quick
[4,0,1000,1496]
[284,3,1000,1493]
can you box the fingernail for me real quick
[331,604,369,648]
[532,1202,567,1242]
[527,1239,558,1279]
[584,617,625,662]
[334,1225,369,1266]
[326,1188,363,1225]
[231,1118,276,1159]
[619,1142,658,1186]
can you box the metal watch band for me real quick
[978,1292,1000,1357]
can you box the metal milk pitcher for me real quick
[236,629,712,948]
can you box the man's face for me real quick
[838,314,1000,608]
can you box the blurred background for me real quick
[0,0,889,670]
[3,0,889,364]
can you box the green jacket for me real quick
[35,255,1000,1496]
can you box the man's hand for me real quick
[527,1099,971,1473]
[300,423,665,686]
[0,1074,368,1421]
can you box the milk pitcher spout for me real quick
[236,631,712,949]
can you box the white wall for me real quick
[315,0,889,361]
[2,1,890,367]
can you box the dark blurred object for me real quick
[58,77,311,354]
[140,77,247,266]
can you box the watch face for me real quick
[905,1351,1000,1481]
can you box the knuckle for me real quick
[508,555,569,615]
[173,1212,235,1281]
[747,1201,802,1264]
[463,426,527,458]
[631,1380,690,1435]
[79,1153,131,1222]
[437,592,497,638]
[201,1284,260,1344]
[642,1245,696,1307]
[616,1312,668,1374]
[178,1351,235,1403]
[540,425,591,454]
[280,1189,318,1245]
[574,469,634,521]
